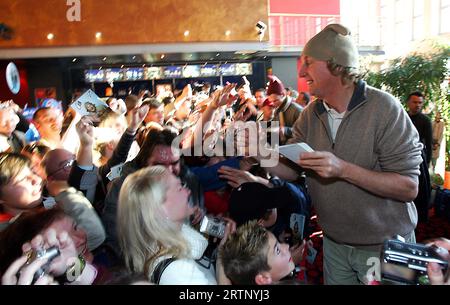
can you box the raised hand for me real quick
[211,83,238,109]
[76,115,99,146]
[181,84,193,99]
[127,104,149,134]
[242,76,252,99]
[219,216,237,247]
[218,166,259,188]
[190,205,205,226]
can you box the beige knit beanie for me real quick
[302,23,359,69]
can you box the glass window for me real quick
[441,0,450,33]
[413,0,424,16]
[413,0,424,40]
[441,6,450,33]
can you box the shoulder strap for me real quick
[151,257,176,284]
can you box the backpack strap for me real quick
[150,257,176,284]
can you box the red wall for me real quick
[270,0,340,93]
[270,0,340,15]
[0,61,30,108]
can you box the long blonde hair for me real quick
[117,166,189,276]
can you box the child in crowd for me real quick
[219,220,295,285]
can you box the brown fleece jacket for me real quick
[289,81,423,250]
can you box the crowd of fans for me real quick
[0,24,449,286]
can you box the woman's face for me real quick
[46,216,89,257]
[162,174,192,224]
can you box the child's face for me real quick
[266,231,295,282]
[0,166,43,213]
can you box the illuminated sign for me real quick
[84,63,253,83]
[182,65,200,78]
[163,66,182,78]
[146,67,163,79]
[85,69,104,83]
[200,64,218,77]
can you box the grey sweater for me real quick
[289,81,423,249]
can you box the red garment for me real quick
[0,212,14,223]
[267,75,285,96]
[204,190,231,216]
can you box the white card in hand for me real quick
[290,213,306,242]
[70,89,109,117]
[107,163,124,181]
[43,196,57,209]
[278,142,314,163]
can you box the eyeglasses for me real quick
[46,159,75,178]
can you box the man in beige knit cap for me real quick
[285,24,423,284]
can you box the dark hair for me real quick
[32,107,52,122]
[254,88,266,95]
[125,95,139,112]
[22,143,51,159]
[407,91,424,101]
[0,206,66,275]
[300,92,310,104]
[142,98,162,110]
[102,268,150,285]
[161,96,174,106]
[134,128,178,168]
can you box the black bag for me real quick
[150,257,176,284]
[415,149,432,223]
[434,188,450,221]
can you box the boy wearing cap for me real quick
[285,24,423,284]
[266,76,303,145]
[219,220,296,285]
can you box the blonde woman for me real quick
[117,166,232,285]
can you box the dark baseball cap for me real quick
[229,182,296,226]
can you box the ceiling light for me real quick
[47,33,54,40]
[184,30,190,37]
[103,57,107,61]
[161,54,165,59]
[72,58,77,62]
[216,53,220,57]
[120,65,124,68]
[95,32,102,39]
[132,56,136,60]
[225,30,231,36]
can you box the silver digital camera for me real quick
[199,216,226,239]
[23,246,61,283]
[381,236,449,285]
